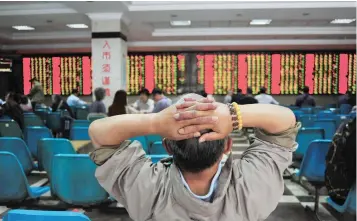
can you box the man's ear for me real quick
[223,137,232,155]
[163,138,173,155]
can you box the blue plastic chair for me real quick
[293,110,304,120]
[0,138,36,174]
[317,110,335,119]
[297,140,332,217]
[329,108,340,114]
[72,120,90,128]
[326,104,337,109]
[146,134,162,147]
[70,127,90,140]
[51,154,108,205]
[0,115,11,120]
[76,106,89,120]
[0,120,23,138]
[313,119,337,140]
[3,210,91,221]
[24,114,45,127]
[0,152,49,203]
[328,184,356,214]
[46,112,62,132]
[298,114,316,127]
[340,104,352,115]
[34,110,49,122]
[130,136,149,153]
[25,126,53,158]
[296,128,325,156]
[149,141,167,155]
[148,154,170,163]
[301,107,313,114]
[37,138,76,179]
[288,106,299,110]
[313,106,325,114]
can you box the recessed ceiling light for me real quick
[66,24,88,29]
[330,18,356,24]
[249,19,272,25]
[302,12,310,16]
[236,13,242,17]
[171,14,177,18]
[170,20,191,26]
[12,25,35,31]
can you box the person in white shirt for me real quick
[132,88,154,113]
[67,89,87,107]
[223,90,233,104]
[255,87,279,105]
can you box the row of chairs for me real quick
[288,104,353,115]
[4,210,90,221]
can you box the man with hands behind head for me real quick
[89,93,299,221]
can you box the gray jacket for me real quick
[91,123,300,221]
[29,81,44,103]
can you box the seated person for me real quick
[90,87,106,114]
[89,94,298,220]
[19,95,32,112]
[255,87,279,105]
[132,88,154,113]
[108,90,138,116]
[1,92,24,130]
[152,88,172,113]
[338,91,352,106]
[51,94,75,118]
[67,89,87,107]
[295,86,316,107]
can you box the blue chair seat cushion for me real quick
[28,186,50,198]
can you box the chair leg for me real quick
[304,186,323,221]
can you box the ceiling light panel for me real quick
[249,19,272,25]
[12,26,35,31]
[170,20,191,26]
[330,19,356,24]
[66,24,88,29]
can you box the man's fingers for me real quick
[191,103,217,111]
[199,97,215,103]
[184,98,196,102]
[175,102,196,109]
[173,110,213,120]
[178,124,214,135]
[198,132,224,143]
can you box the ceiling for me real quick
[0,1,355,53]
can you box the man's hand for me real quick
[174,101,233,142]
[152,98,218,140]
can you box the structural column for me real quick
[87,13,128,109]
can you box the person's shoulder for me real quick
[148,99,155,104]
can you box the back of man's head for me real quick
[164,93,227,173]
[303,86,309,94]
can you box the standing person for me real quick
[51,94,75,138]
[152,88,172,113]
[338,91,352,106]
[255,87,279,105]
[67,89,87,107]
[223,90,233,104]
[295,86,316,107]
[108,90,138,116]
[28,78,44,109]
[132,88,154,113]
[88,94,298,221]
[90,87,106,114]
[51,95,75,118]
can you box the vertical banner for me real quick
[204,54,214,94]
[339,54,348,94]
[82,56,92,95]
[238,54,247,93]
[305,54,315,94]
[145,55,154,92]
[52,57,61,94]
[23,58,31,95]
[271,54,281,94]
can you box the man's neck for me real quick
[181,163,220,196]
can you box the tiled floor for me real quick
[0,133,355,221]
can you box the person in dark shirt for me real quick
[90,87,106,114]
[295,86,316,107]
[231,88,244,104]
[237,87,258,105]
[338,91,352,106]
[1,92,24,130]
[51,94,75,118]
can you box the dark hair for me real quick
[165,130,226,173]
[72,89,79,94]
[237,88,242,93]
[108,90,127,116]
[94,87,106,101]
[247,87,253,94]
[20,95,29,105]
[303,86,309,94]
[200,90,207,98]
[259,87,267,94]
[139,88,150,96]
[152,88,163,95]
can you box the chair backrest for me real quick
[37,138,76,180]
[148,154,170,163]
[340,104,352,115]
[0,138,33,174]
[24,114,45,127]
[293,110,304,120]
[72,120,90,128]
[296,127,325,155]
[298,114,316,127]
[129,136,148,153]
[87,113,106,123]
[329,108,340,114]
[317,110,335,119]
[288,106,299,110]
[0,120,23,138]
[46,112,62,132]
[70,127,90,140]
[34,110,49,122]
[298,140,331,182]
[146,134,162,147]
[313,106,325,114]
[0,152,30,203]
[76,106,89,120]
[52,154,108,205]
[313,119,337,140]
[300,107,313,114]
[346,184,356,213]
[149,141,167,155]
[3,210,91,221]
[25,126,53,158]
